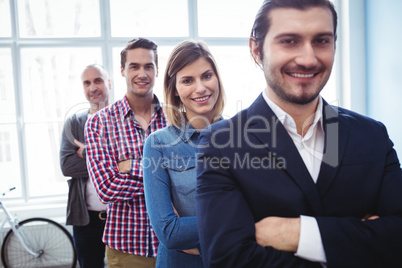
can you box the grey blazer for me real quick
[60,110,90,226]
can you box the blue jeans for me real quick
[73,210,106,268]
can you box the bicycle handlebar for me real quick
[1,187,16,196]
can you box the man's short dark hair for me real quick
[251,0,338,60]
[120,38,158,69]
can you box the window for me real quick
[0,48,15,122]
[0,126,21,195]
[17,0,101,38]
[0,0,11,37]
[2,0,340,206]
[20,47,102,197]
[110,0,189,37]
[0,132,11,162]
[198,0,261,38]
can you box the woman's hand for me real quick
[172,202,180,218]
[171,203,200,255]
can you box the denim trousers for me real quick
[73,210,106,268]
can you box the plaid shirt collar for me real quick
[121,94,163,118]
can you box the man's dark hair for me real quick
[120,38,158,69]
[251,0,338,60]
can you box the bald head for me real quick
[81,64,111,113]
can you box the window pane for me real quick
[17,0,100,38]
[209,46,266,117]
[25,122,67,197]
[0,48,16,122]
[110,0,188,37]
[0,0,11,37]
[198,0,261,37]
[0,124,22,195]
[112,45,174,101]
[111,46,125,101]
[20,47,102,122]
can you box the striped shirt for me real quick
[85,95,166,256]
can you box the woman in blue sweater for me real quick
[143,40,225,267]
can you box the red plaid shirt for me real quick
[85,95,166,256]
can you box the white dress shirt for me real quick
[262,90,327,264]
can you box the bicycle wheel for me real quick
[1,217,76,268]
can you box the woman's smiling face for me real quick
[175,57,220,124]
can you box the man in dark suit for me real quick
[196,0,402,267]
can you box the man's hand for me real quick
[182,248,200,255]
[362,214,380,221]
[255,217,300,252]
[117,160,132,174]
[74,139,85,159]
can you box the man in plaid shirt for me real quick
[85,38,166,267]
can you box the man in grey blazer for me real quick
[60,64,110,268]
[196,0,402,267]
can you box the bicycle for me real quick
[0,187,76,268]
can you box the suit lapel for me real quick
[246,95,324,215]
[316,102,349,198]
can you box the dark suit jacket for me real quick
[196,94,402,268]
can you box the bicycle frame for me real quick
[0,200,41,258]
